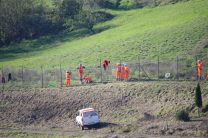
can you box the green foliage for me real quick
[77,11,113,33]
[118,0,190,9]
[195,83,202,108]
[0,0,191,46]
[0,0,63,45]
[175,110,190,122]
[118,126,131,133]
[202,104,208,113]
[0,0,112,46]
[0,0,208,69]
[118,0,142,9]
[59,0,80,19]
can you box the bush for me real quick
[195,83,202,108]
[202,104,208,113]
[175,110,190,122]
[119,126,131,133]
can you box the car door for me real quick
[76,111,82,125]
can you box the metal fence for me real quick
[0,56,207,90]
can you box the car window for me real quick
[83,111,98,117]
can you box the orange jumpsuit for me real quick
[78,65,84,81]
[116,64,121,81]
[65,72,71,86]
[197,62,203,77]
[121,65,125,80]
[124,66,129,81]
[103,60,110,71]
[84,76,92,83]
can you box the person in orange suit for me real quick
[77,64,85,84]
[121,64,125,81]
[103,60,110,71]
[116,63,121,81]
[65,70,71,87]
[1,76,5,83]
[124,64,129,81]
[84,76,92,83]
[197,60,203,80]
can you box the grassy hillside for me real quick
[0,0,208,69]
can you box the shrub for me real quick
[175,110,190,122]
[119,126,131,133]
[195,83,202,108]
[195,83,202,117]
[202,104,208,113]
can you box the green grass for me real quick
[0,0,208,70]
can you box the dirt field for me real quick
[0,81,208,138]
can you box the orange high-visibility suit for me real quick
[65,72,71,86]
[124,66,129,81]
[78,64,85,82]
[116,64,121,81]
[84,76,92,83]
[121,65,125,80]
[103,60,110,71]
[197,61,203,78]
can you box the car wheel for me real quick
[96,123,100,128]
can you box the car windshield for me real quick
[83,111,98,117]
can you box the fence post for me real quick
[120,59,122,81]
[60,64,63,87]
[100,57,102,83]
[1,66,4,93]
[195,56,198,81]
[41,66,43,88]
[206,55,208,81]
[176,56,179,80]
[138,56,141,80]
[158,56,160,80]
[21,66,24,87]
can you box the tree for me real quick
[175,110,190,122]
[75,11,94,33]
[59,0,80,19]
[0,0,65,46]
[195,82,202,117]
[0,0,113,46]
[76,0,99,33]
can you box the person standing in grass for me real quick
[124,64,129,81]
[1,75,5,83]
[103,60,110,71]
[77,64,85,84]
[65,70,71,87]
[197,60,203,80]
[121,64,125,81]
[8,73,12,81]
[116,63,121,81]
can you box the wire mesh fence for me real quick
[0,56,206,90]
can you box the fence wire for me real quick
[0,56,206,90]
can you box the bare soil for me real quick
[0,81,208,138]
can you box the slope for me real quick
[0,0,208,69]
[0,82,208,137]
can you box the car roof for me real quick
[79,108,95,113]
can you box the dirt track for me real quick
[0,81,208,138]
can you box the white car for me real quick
[76,108,100,130]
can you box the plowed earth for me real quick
[0,81,208,138]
